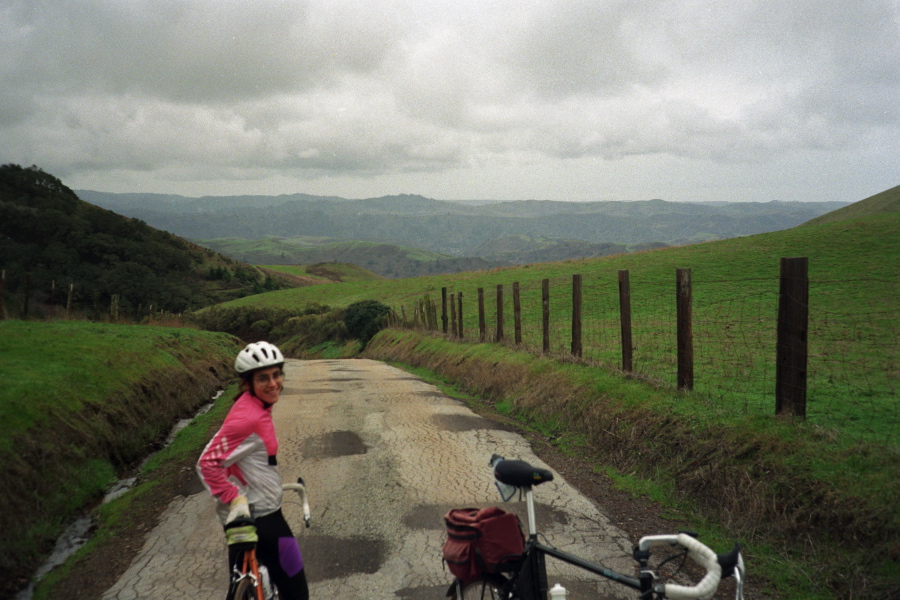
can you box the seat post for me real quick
[524,485,537,537]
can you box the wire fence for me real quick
[397,266,897,447]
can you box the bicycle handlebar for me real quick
[638,533,744,600]
[281,478,311,528]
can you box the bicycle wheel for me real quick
[456,578,505,600]
[231,577,252,600]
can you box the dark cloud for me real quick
[1,0,896,202]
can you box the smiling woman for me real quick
[196,341,309,600]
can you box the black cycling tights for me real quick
[228,509,309,600]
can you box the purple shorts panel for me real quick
[278,536,304,576]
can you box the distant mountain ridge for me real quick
[77,190,849,258]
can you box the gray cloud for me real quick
[1,0,897,202]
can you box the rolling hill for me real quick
[78,189,849,258]
[0,164,305,319]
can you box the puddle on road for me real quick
[301,430,368,459]
[302,534,387,583]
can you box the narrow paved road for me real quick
[102,359,635,599]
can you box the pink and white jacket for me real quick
[197,391,283,524]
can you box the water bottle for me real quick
[549,583,568,599]
[258,564,274,600]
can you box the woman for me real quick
[197,341,309,600]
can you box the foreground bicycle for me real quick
[228,479,311,600]
[444,455,745,600]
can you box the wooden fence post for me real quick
[571,274,582,358]
[542,278,550,353]
[50,280,56,319]
[0,270,6,319]
[676,268,694,390]
[618,270,633,372]
[776,257,809,418]
[457,292,464,338]
[478,288,486,342]
[449,293,457,337]
[495,284,504,342]
[67,283,74,320]
[441,287,448,334]
[513,282,522,345]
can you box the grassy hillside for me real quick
[261,262,384,284]
[0,320,240,597]
[801,184,899,226]
[0,164,298,319]
[207,204,898,598]
[195,236,508,278]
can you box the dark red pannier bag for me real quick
[442,506,525,582]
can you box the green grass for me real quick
[32,382,239,599]
[0,320,239,594]
[215,212,898,447]
[261,262,383,283]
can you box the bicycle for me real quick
[227,478,311,600]
[446,455,745,600]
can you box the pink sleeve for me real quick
[197,413,254,504]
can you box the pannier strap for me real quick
[494,459,555,487]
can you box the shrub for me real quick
[343,300,392,347]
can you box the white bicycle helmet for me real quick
[235,342,284,374]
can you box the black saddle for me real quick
[492,456,555,487]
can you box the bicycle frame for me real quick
[230,547,266,600]
[468,458,745,600]
[510,486,646,598]
[228,480,310,600]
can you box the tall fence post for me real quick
[66,283,74,320]
[50,280,56,319]
[457,292,464,338]
[571,274,582,358]
[618,270,633,372]
[542,278,550,353]
[478,288,486,342]
[776,257,809,418]
[676,268,694,390]
[513,282,522,345]
[495,284,504,342]
[441,287,448,334]
[449,293,457,338]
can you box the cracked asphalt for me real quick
[101,359,637,599]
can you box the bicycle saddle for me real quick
[493,458,555,487]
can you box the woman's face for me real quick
[250,366,284,404]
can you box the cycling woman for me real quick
[197,342,309,600]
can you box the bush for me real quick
[343,300,392,347]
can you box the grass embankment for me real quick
[363,329,898,599]
[0,320,241,598]
[31,381,241,600]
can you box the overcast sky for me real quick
[2,0,898,203]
